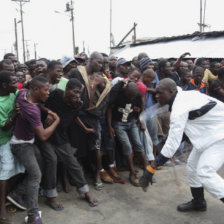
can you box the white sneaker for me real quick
[24,211,42,223]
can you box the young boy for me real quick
[128,68,147,98]
[0,71,24,224]
[46,60,68,92]
[142,69,160,149]
[189,66,207,94]
[10,76,60,224]
[142,69,157,109]
[15,69,26,90]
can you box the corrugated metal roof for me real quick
[112,31,224,60]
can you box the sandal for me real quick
[100,170,113,183]
[108,167,121,179]
[86,198,99,207]
[94,182,104,191]
[108,173,126,184]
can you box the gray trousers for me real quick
[11,143,42,219]
[40,141,89,198]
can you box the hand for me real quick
[140,122,146,131]
[47,110,60,123]
[14,103,20,114]
[150,161,157,169]
[180,52,191,59]
[139,165,156,192]
[109,127,116,140]
[44,114,54,128]
[85,128,95,134]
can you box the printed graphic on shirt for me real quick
[118,104,133,122]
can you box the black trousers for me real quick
[40,141,88,197]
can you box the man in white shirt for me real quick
[140,78,224,212]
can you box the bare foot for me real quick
[46,197,64,211]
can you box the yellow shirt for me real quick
[203,69,217,84]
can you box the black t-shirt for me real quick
[44,89,78,146]
[209,80,224,102]
[109,82,142,122]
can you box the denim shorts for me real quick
[0,141,25,180]
[113,120,144,155]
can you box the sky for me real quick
[0,0,224,62]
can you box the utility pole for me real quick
[198,0,208,33]
[66,1,76,56]
[25,40,30,61]
[202,0,207,32]
[110,0,112,50]
[34,43,37,59]
[71,0,76,55]
[12,0,30,62]
[200,0,202,33]
[20,1,26,62]
[14,18,19,60]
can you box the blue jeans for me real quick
[11,143,42,219]
[146,115,159,146]
[113,120,144,155]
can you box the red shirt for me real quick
[17,82,23,90]
[137,81,147,97]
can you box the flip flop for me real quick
[94,182,104,191]
[0,217,11,224]
[45,200,64,211]
[86,198,99,207]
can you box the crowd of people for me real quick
[0,51,224,224]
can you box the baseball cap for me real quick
[116,58,131,68]
[60,56,78,68]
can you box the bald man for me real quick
[140,78,224,211]
[107,81,147,187]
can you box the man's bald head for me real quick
[156,78,177,106]
[125,81,139,100]
[89,51,104,61]
[156,78,177,92]
[87,51,104,73]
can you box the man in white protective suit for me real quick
[140,78,224,212]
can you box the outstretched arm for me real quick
[173,52,191,71]
[139,109,189,191]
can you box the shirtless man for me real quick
[68,52,113,190]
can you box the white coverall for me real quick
[161,87,224,199]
